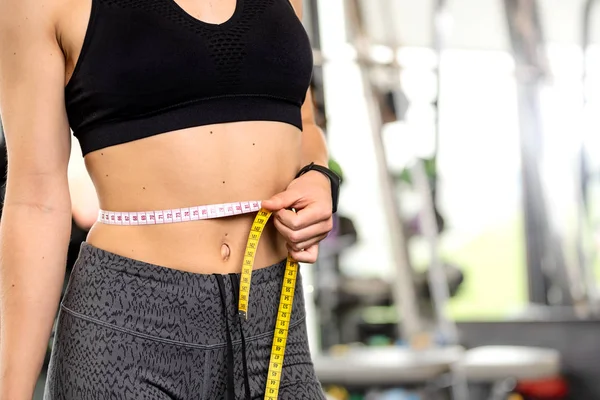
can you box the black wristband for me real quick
[295,162,341,214]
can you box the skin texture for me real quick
[0,0,332,398]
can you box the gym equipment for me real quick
[575,0,600,314]
[503,0,592,312]
[410,159,458,346]
[346,0,423,344]
[455,346,562,400]
[312,1,470,398]
[314,346,464,388]
[309,1,570,399]
[456,346,560,383]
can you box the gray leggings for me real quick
[44,243,325,399]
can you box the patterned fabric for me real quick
[44,243,325,399]
[99,0,276,88]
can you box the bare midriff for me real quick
[84,121,302,274]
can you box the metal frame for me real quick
[345,0,424,342]
[336,1,469,398]
[576,0,600,313]
[432,0,448,197]
[502,0,580,307]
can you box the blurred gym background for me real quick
[2,0,600,399]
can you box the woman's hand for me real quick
[262,171,333,263]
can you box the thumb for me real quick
[262,189,299,211]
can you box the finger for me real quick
[262,189,302,211]
[288,233,328,252]
[274,217,333,244]
[276,203,331,231]
[288,244,319,264]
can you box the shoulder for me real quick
[0,0,64,42]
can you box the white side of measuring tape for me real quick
[97,200,263,225]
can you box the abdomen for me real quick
[84,120,302,273]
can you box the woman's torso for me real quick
[55,0,311,273]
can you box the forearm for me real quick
[301,122,329,167]
[0,181,72,399]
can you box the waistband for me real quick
[61,242,305,347]
[97,200,263,225]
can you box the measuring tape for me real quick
[97,200,263,225]
[238,208,298,400]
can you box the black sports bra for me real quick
[65,0,314,156]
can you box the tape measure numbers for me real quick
[97,200,263,225]
[238,208,299,400]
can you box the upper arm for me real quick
[0,0,72,206]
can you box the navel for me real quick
[221,243,231,261]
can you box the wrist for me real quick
[302,169,330,186]
[295,162,342,214]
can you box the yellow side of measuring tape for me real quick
[238,208,299,400]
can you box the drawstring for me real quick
[215,274,236,400]
[215,273,252,400]
[230,273,252,400]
